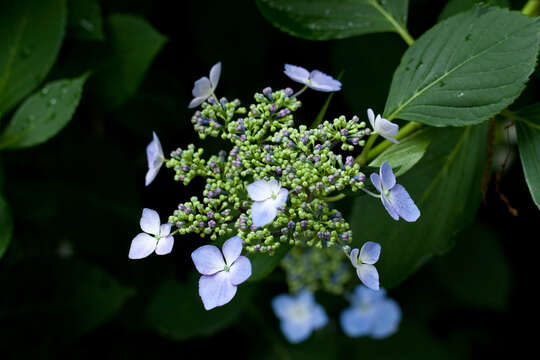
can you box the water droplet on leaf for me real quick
[457,92,464,98]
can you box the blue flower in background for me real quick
[349,241,381,290]
[367,108,399,144]
[340,285,401,339]
[192,235,252,310]
[247,179,288,227]
[371,161,420,222]
[145,131,164,186]
[189,61,221,108]
[284,64,341,92]
[272,290,328,343]
[128,208,174,259]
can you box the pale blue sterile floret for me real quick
[340,285,401,339]
[128,208,174,259]
[272,290,328,343]
[191,235,252,310]
[188,61,222,108]
[284,64,341,92]
[370,161,420,222]
[247,179,289,227]
[145,131,165,186]
[367,108,399,144]
[349,241,381,291]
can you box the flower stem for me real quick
[355,134,378,165]
[320,193,346,202]
[292,85,308,98]
[522,0,540,16]
[361,188,381,198]
[367,122,424,161]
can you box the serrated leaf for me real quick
[90,14,167,109]
[147,277,254,341]
[514,103,540,209]
[0,260,134,339]
[0,192,13,260]
[351,124,488,288]
[369,127,435,176]
[439,0,509,21]
[0,0,67,120]
[256,0,409,40]
[248,244,291,282]
[67,0,105,41]
[434,223,510,310]
[0,74,87,149]
[384,7,540,127]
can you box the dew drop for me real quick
[49,98,57,105]
[457,92,464,98]
[28,115,36,121]
[41,88,49,95]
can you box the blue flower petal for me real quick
[155,235,174,255]
[228,256,251,285]
[128,233,157,259]
[359,241,381,265]
[381,194,400,220]
[379,161,396,190]
[311,304,328,329]
[191,77,212,98]
[356,264,380,291]
[280,319,313,344]
[388,184,420,222]
[251,199,278,227]
[370,173,382,193]
[375,116,399,144]
[198,272,237,310]
[209,62,221,89]
[284,64,310,85]
[191,245,226,275]
[145,132,164,186]
[272,294,295,319]
[222,235,242,265]
[309,70,341,92]
[340,306,373,337]
[370,299,401,339]
[351,285,386,306]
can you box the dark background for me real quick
[0,0,538,358]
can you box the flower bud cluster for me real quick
[281,246,352,295]
[168,88,367,251]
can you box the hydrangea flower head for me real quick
[367,109,399,144]
[188,61,221,108]
[349,241,381,290]
[191,235,252,310]
[145,132,164,186]
[247,179,288,227]
[340,285,401,339]
[370,161,420,222]
[128,208,174,259]
[284,64,341,92]
[272,290,328,343]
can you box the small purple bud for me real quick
[208,220,216,228]
[207,97,215,104]
[222,209,231,216]
[365,128,371,136]
[263,87,273,99]
[198,221,205,228]
[313,155,320,162]
[233,160,242,167]
[240,134,247,141]
[301,136,308,144]
[351,115,359,123]
[288,221,295,229]
[178,174,186,182]
[355,174,366,182]
[315,144,322,151]
[276,166,282,175]
[269,104,277,112]
[178,203,185,210]
[207,191,214,198]
[283,130,290,137]
[250,225,258,231]
[288,173,295,180]
[341,129,349,136]
[328,175,335,183]
[281,227,289,234]
[300,220,307,228]
[207,211,214,219]
[184,206,192,214]
[254,244,261,251]
[351,138,360,146]
[284,87,293,96]
[345,156,354,166]
[278,108,291,118]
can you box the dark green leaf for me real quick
[67,0,105,41]
[256,0,409,40]
[0,260,134,339]
[147,277,255,341]
[514,103,540,209]
[434,223,510,310]
[248,244,291,282]
[369,127,435,176]
[439,0,509,21]
[351,124,488,288]
[0,74,88,149]
[0,0,67,119]
[0,192,13,259]
[90,14,168,109]
[384,7,540,127]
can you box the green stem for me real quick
[367,122,424,161]
[292,85,308,98]
[369,0,414,46]
[356,134,378,165]
[320,193,346,202]
[522,0,540,16]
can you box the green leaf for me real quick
[514,103,540,209]
[0,192,13,260]
[0,260,134,339]
[384,7,540,127]
[434,223,510,310]
[67,0,104,41]
[248,244,291,282]
[147,277,255,341]
[90,14,168,109]
[439,0,509,21]
[351,124,488,288]
[256,0,409,40]
[369,127,435,176]
[0,0,67,119]
[0,74,88,150]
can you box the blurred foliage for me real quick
[0,0,537,359]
